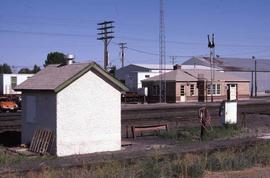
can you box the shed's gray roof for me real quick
[182,56,270,72]
[15,62,128,92]
[143,69,249,82]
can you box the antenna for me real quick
[159,0,166,103]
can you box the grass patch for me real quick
[0,151,25,166]
[160,125,248,143]
[0,150,55,167]
[16,142,270,178]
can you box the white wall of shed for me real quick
[56,70,121,157]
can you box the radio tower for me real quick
[159,0,166,103]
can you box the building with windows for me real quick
[115,64,173,94]
[0,74,33,95]
[15,62,128,156]
[181,56,270,96]
[142,68,250,103]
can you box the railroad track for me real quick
[0,100,270,133]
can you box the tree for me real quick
[32,65,41,73]
[18,65,41,74]
[0,63,12,74]
[44,52,66,67]
[18,68,32,74]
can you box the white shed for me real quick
[15,62,128,157]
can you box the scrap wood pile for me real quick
[7,128,54,156]
[29,128,54,154]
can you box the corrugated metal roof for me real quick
[133,64,174,70]
[15,62,129,92]
[182,56,270,71]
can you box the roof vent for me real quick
[65,54,75,65]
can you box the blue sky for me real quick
[1,0,270,70]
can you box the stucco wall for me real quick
[21,91,56,148]
[56,69,121,157]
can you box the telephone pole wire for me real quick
[97,21,115,70]
[119,42,127,68]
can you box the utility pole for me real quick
[159,0,166,103]
[97,21,115,70]
[207,34,215,102]
[119,42,127,68]
[251,56,255,97]
[253,56,257,97]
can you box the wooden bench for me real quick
[131,124,168,139]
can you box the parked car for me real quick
[0,97,18,112]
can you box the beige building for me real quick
[142,68,250,103]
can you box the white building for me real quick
[115,64,173,93]
[0,74,33,95]
[15,62,128,157]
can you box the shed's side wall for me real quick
[21,91,56,149]
[56,70,121,157]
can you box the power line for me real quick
[0,29,95,38]
[2,28,270,48]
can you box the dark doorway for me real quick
[197,80,205,102]
[0,131,21,147]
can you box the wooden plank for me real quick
[29,129,38,151]
[132,124,168,139]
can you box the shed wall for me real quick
[56,70,121,156]
[21,91,56,148]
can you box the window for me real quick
[190,84,195,96]
[26,96,36,123]
[11,77,17,89]
[145,75,150,78]
[216,84,221,94]
[180,85,185,96]
[207,84,221,95]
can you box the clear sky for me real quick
[1,0,270,70]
